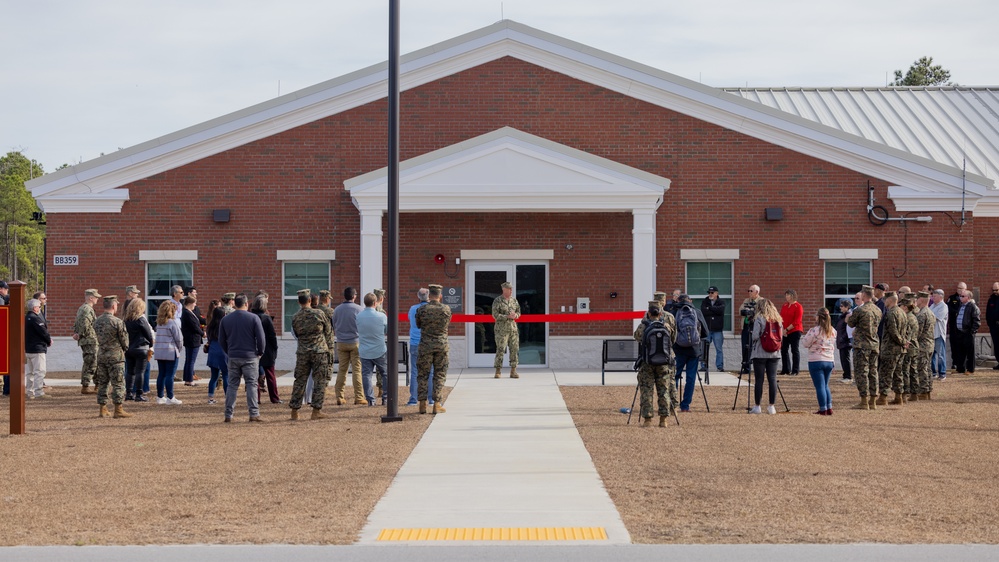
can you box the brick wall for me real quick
[43,56,984,337]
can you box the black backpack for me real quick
[642,320,675,367]
[675,305,701,348]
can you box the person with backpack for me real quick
[632,301,677,427]
[673,294,709,412]
[750,299,783,414]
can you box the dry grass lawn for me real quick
[562,371,999,544]
[0,377,441,546]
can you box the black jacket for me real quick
[946,292,962,331]
[180,307,205,348]
[700,297,726,333]
[955,302,981,334]
[835,311,852,350]
[25,311,52,353]
[986,294,999,330]
[254,311,279,368]
[125,317,155,352]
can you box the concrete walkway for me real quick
[357,368,631,545]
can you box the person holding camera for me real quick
[739,285,765,372]
[749,299,782,414]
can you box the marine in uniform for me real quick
[491,281,521,379]
[900,296,920,402]
[847,285,882,410]
[290,289,334,420]
[373,288,386,396]
[220,292,236,315]
[633,301,677,427]
[416,284,451,414]
[74,288,102,394]
[877,292,907,405]
[93,296,132,418]
[915,291,936,400]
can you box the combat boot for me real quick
[868,395,877,410]
[909,392,919,402]
[852,397,869,410]
[918,392,929,401]
[98,404,110,418]
[659,416,668,428]
[641,417,652,427]
[890,392,904,405]
[113,404,133,418]
[290,408,299,421]
[82,385,96,395]
[925,392,932,400]
[494,368,502,379]
[510,368,519,379]
[419,400,427,414]
[433,402,446,414]
[875,394,888,406]
[311,407,327,420]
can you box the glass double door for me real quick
[468,262,547,368]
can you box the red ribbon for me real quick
[397,311,645,323]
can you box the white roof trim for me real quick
[888,186,982,213]
[346,127,668,213]
[27,20,992,213]
[36,189,129,213]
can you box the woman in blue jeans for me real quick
[802,307,837,415]
[153,301,183,405]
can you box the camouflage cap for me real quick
[903,292,916,300]
[102,295,118,307]
[862,285,874,292]
[653,292,667,300]
[222,292,236,300]
[319,290,331,298]
[85,288,102,298]
[297,289,311,297]
[884,291,897,299]
[917,291,930,299]
[125,285,140,294]
[898,298,912,307]
[373,288,386,297]
[500,281,512,289]
[428,284,443,295]
[647,300,662,310]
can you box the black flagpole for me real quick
[382,0,403,423]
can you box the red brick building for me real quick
[28,21,999,370]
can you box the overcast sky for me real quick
[2,0,996,172]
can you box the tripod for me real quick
[732,333,791,412]
[676,356,711,412]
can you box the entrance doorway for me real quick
[467,262,548,368]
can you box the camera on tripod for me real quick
[739,301,757,318]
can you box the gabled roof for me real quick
[27,20,997,214]
[345,127,668,213]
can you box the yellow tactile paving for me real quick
[377,527,608,541]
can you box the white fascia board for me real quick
[970,196,999,217]
[35,189,129,213]
[888,185,982,212]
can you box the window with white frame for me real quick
[824,261,871,324]
[685,261,733,331]
[146,262,193,324]
[283,262,331,334]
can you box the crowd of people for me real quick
[632,280,998,425]
[3,277,997,425]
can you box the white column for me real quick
[632,208,657,328]
[359,209,383,294]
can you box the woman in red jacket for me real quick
[780,289,804,376]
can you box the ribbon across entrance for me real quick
[397,311,645,323]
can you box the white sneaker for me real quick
[767,405,777,415]
[749,405,762,414]
[156,397,168,405]
[167,397,183,405]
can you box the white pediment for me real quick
[345,127,669,213]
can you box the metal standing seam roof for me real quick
[726,87,999,188]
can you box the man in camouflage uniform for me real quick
[220,292,236,314]
[900,296,920,402]
[915,291,936,400]
[492,281,521,379]
[416,284,451,414]
[317,290,335,323]
[877,292,907,406]
[74,288,102,394]
[848,285,882,410]
[93,296,132,419]
[290,289,333,420]
[633,301,677,427]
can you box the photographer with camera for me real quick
[739,285,765,373]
